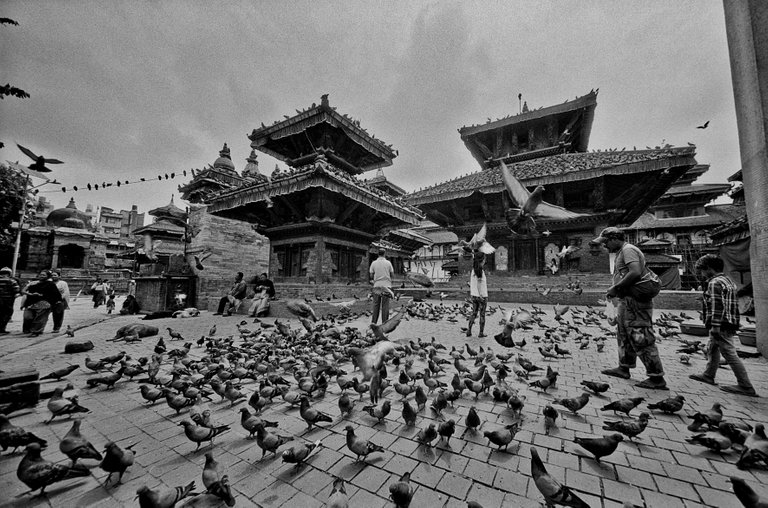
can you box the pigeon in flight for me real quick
[16,143,63,173]
[500,161,584,235]
[696,121,710,129]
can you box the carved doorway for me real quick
[59,244,85,268]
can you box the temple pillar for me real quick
[528,128,536,150]
[554,186,565,207]
[511,133,518,154]
[724,0,768,355]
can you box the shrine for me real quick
[407,91,700,274]
[205,95,424,282]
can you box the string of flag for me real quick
[38,169,200,193]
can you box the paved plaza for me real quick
[0,297,767,507]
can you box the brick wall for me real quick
[187,205,270,308]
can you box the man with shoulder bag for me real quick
[593,227,667,390]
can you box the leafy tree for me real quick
[0,162,26,246]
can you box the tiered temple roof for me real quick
[178,143,250,203]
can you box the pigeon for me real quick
[239,408,277,438]
[603,412,651,440]
[17,442,90,495]
[483,422,519,451]
[737,424,768,469]
[543,405,559,435]
[438,419,456,445]
[580,380,610,395]
[686,432,733,452]
[402,400,417,426]
[136,481,196,508]
[16,143,64,173]
[730,476,768,508]
[349,340,399,380]
[282,440,321,469]
[406,271,435,288]
[389,471,415,508]
[167,327,185,340]
[574,433,624,462]
[40,365,78,381]
[286,300,318,321]
[601,397,645,416]
[647,395,685,414]
[179,421,230,451]
[338,393,354,418]
[328,477,349,508]
[458,223,496,255]
[690,402,724,429]
[345,425,384,461]
[59,419,102,465]
[139,385,164,405]
[529,377,554,392]
[530,446,590,508]
[85,365,125,389]
[414,385,428,409]
[553,392,591,414]
[46,386,90,423]
[362,400,391,425]
[500,161,584,235]
[299,396,333,430]
[494,309,533,347]
[100,441,136,486]
[84,357,107,372]
[696,120,710,129]
[464,407,482,435]
[370,306,407,341]
[65,325,75,337]
[254,423,293,458]
[0,415,47,453]
[417,423,438,447]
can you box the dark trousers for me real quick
[23,307,51,334]
[616,297,664,379]
[52,301,66,331]
[468,296,487,331]
[371,293,390,324]
[0,302,12,332]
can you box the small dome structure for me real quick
[46,198,90,229]
[213,143,236,172]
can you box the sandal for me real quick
[635,378,668,390]
[720,384,758,397]
[689,374,717,386]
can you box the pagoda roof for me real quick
[420,230,459,244]
[408,146,696,205]
[248,95,396,174]
[207,158,423,226]
[662,183,731,197]
[627,204,745,230]
[672,163,707,186]
[458,90,598,167]
[149,197,186,221]
[728,169,742,182]
[710,213,749,245]
[132,220,186,236]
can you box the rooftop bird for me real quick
[17,442,90,496]
[530,446,589,508]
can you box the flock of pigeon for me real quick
[1,296,766,508]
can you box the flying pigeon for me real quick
[16,143,63,173]
[500,161,584,235]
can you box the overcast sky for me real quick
[1,1,739,216]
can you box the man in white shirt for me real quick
[51,270,70,333]
[369,248,394,324]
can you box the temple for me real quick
[407,91,699,275]
[205,95,424,282]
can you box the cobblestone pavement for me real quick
[0,298,766,508]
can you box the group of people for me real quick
[368,230,758,398]
[0,268,70,337]
[214,272,276,317]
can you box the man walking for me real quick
[214,272,248,316]
[594,227,667,390]
[369,248,394,325]
[689,254,758,397]
[0,267,20,335]
[51,270,70,333]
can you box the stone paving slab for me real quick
[0,298,766,507]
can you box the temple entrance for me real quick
[512,239,537,271]
[330,245,363,280]
[59,244,85,268]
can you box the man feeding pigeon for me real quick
[593,227,667,390]
[689,254,758,397]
